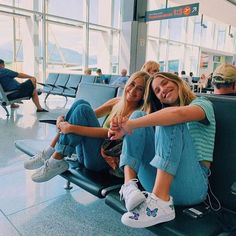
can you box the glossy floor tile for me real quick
[0,95,155,236]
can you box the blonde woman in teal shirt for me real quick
[109,72,216,228]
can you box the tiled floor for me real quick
[0,95,155,236]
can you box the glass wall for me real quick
[0,0,121,81]
[146,0,236,76]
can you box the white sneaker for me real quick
[119,179,146,211]
[31,159,69,183]
[121,193,175,228]
[24,151,50,170]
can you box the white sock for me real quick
[44,146,55,157]
[48,157,63,168]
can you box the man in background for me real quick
[96,68,108,84]
[212,63,236,96]
[0,59,47,112]
[84,68,92,75]
[111,68,128,87]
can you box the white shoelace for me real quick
[30,151,46,163]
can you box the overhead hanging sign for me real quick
[145,3,199,22]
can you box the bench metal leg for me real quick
[101,184,122,197]
[1,105,10,116]
[64,180,73,190]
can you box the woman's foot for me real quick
[24,151,51,170]
[121,193,175,228]
[10,103,20,108]
[31,159,69,182]
[36,108,48,112]
[119,179,146,211]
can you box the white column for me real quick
[21,0,40,77]
[118,0,147,74]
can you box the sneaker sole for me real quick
[121,213,175,228]
[24,162,44,170]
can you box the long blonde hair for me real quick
[108,71,150,121]
[143,72,196,113]
[141,60,160,75]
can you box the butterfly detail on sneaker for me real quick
[121,193,175,228]
[129,212,139,220]
[146,207,158,217]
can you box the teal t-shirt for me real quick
[187,97,216,162]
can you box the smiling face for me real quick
[125,76,145,103]
[152,76,179,106]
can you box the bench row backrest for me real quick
[75,83,118,125]
[206,95,236,212]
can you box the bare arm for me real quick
[58,121,108,138]
[109,105,206,139]
[17,72,34,79]
[57,97,120,138]
[95,97,120,118]
[128,105,205,129]
[17,73,37,87]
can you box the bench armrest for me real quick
[37,82,56,88]
[232,181,236,195]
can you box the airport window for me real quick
[0,0,121,80]
[169,18,182,42]
[48,0,84,21]
[217,28,226,50]
[0,15,13,64]
[47,23,83,70]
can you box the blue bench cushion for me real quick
[80,75,96,83]
[39,73,59,93]
[50,74,70,95]
[76,83,117,125]
[62,74,82,97]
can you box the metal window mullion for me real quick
[42,0,47,82]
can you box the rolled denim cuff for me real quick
[119,153,140,173]
[55,142,75,157]
[150,154,177,176]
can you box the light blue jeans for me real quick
[55,99,109,171]
[120,111,209,206]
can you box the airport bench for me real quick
[39,73,127,104]
[0,83,30,116]
[15,82,123,198]
[39,73,99,102]
[105,95,236,235]
[14,86,236,235]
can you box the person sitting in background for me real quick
[111,68,129,87]
[197,74,208,92]
[189,72,193,83]
[84,68,92,75]
[212,63,236,95]
[0,59,47,112]
[181,70,192,87]
[141,60,160,76]
[109,72,215,228]
[96,68,108,84]
[24,71,150,183]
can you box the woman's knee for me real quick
[68,103,93,123]
[72,99,90,108]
